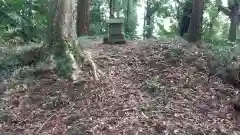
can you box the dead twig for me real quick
[36,107,65,133]
[163,88,168,106]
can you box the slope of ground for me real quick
[1,39,240,135]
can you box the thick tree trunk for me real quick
[47,0,82,79]
[77,0,90,36]
[187,0,204,42]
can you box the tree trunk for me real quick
[116,0,120,18]
[144,0,159,39]
[144,0,152,39]
[46,0,82,79]
[146,16,154,38]
[228,6,239,41]
[187,0,204,42]
[77,0,90,36]
[143,1,146,39]
[218,5,240,42]
[124,0,130,38]
[179,1,192,37]
[109,0,115,18]
[176,0,185,34]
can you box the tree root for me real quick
[84,51,104,81]
[97,55,119,61]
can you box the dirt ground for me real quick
[1,39,240,135]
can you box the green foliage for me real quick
[0,41,44,77]
[146,76,161,94]
[0,0,48,41]
[124,9,138,39]
[0,109,10,123]
[228,0,240,7]
[89,0,139,39]
[123,0,138,39]
[165,47,185,59]
[145,76,166,95]
[53,43,73,77]
[68,127,84,135]
[207,39,237,67]
[54,56,73,77]
[89,0,108,35]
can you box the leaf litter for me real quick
[1,39,240,135]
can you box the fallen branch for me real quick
[35,102,76,133]
[163,87,168,106]
[36,107,65,133]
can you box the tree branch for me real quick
[218,5,231,16]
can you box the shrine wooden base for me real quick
[103,34,126,44]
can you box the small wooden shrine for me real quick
[103,18,125,44]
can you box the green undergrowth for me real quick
[0,40,44,75]
[0,37,80,79]
[145,76,165,96]
[206,38,238,68]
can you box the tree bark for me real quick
[143,0,160,39]
[187,0,204,42]
[229,6,239,41]
[77,0,90,36]
[109,0,115,18]
[124,0,130,37]
[46,0,82,79]
[116,0,120,18]
[218,4,240,41]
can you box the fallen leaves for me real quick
[1,39,240,135]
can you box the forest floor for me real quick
[1,38,240,135]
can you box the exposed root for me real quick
[84,51,104,81]
[97,55,119,61]
[97,69,104,76]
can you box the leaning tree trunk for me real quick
[77,0,90,36]
[46,0,82,80]
[187,0,204,42]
